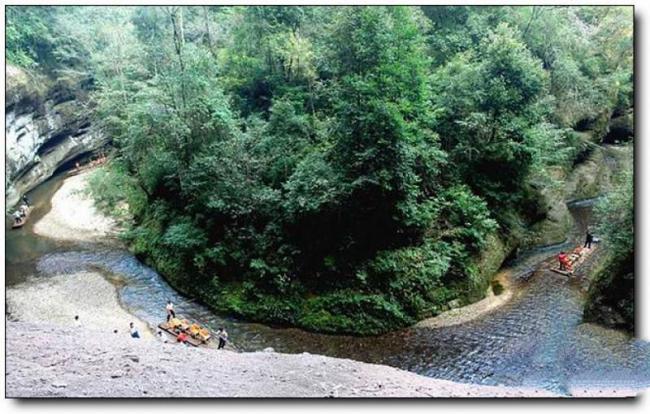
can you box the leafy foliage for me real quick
[9,5,633,334]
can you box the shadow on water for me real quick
[5,175,650,395]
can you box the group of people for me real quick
[164,300,229,349]
[72,152,108,173]
[12,195,31,224]
[89,152,108,168]
[73,301,230,348]
[557,229,596,272]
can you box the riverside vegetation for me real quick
[7,6,634,335]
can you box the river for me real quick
[5,171,650,395]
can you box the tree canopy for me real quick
[6,5,634,334]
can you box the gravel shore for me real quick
[7,272,152,339]
[416,272,514,328]
[32,170,117,242]
[6,322,560,398]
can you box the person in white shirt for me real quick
[166,301,176,322]
[217,327,228,349]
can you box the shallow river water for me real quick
[6,172,650,395]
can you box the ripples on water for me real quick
[33,243,650,395]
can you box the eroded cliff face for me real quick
[5,65,109,210]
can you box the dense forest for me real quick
[7,6,633,334]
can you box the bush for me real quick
[436,185,498,251]
[299,292,412,335]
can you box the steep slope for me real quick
[5,321,559,398]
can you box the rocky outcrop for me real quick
[564,149,607,203]
[525,183,573,247]
[583,251,634,333]
[5,65,109,210]
[5,321,559,398]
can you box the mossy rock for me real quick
[473,232,509,289]
[565,148,607,202]
[5,65,49,113]
[584,251,634,333]
[525,202,573,247]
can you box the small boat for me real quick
[158,317,212,347]
[550,245,596,276]
[11,206,32,229]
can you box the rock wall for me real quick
[5,65,109,210]
[583,251,634,333]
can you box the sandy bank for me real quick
[416,272,514,329]
[6,272,152,339]
[6,322,560,398]
[33,170,117,242]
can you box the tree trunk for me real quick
[203,6,218,60]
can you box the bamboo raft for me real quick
[158,317,212,347]
[550,245,597,276]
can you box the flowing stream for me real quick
[6,171,650,395]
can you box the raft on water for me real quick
[11,207,32,229]
[158,317,212,347]
[550,245,596,276]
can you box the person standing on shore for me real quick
[217,327,228,349]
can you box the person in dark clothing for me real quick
[22,195,30,207]
[130,322,140,339]
[584,229,594,249]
